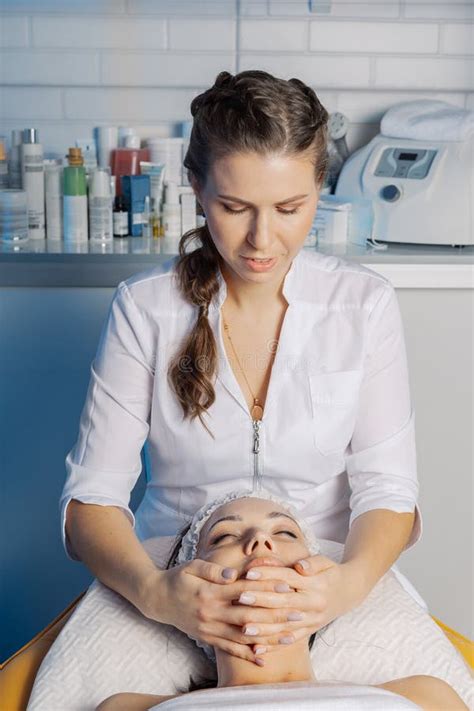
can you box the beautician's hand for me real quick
[140,561,308,664]
[235,556,367,657]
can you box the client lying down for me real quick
[96,489,467,711]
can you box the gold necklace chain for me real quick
[222,316,264,421]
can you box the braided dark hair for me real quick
[168,70,329,437]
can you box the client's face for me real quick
[196,497,310,576]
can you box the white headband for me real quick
[172,487,321,664]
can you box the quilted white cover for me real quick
[27,538,473,711]
[153,681,420,710]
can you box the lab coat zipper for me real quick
[252,419,262,492]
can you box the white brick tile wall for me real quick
[440,23,474,55]
[0,1,472,156]
[126,0,236,16]
[404,1,474,21]
[269,0,401,19]
[375,56,474,90]
[240,1,268,17]
[268,0,310,16]
[239,53,371,87]
[64,87,199,122]
[329,2,401,20]
[0,0,126,13]
[0,16,29,47]
[168,19,236,51]
[309,20,438,54]
[240,20,308,51]
[0,50,100,85]
[101,52,236,86]
[0,87,62,119]
[32,17,167,50]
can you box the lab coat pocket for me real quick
[309,370,362,456]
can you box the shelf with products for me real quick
[0,238,472,288]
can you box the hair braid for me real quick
[168,70,329,435]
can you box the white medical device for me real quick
[335,134,474,247]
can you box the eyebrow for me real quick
[217,193,309,206]
[207,511,299,535]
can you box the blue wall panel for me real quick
[0,288,146,662]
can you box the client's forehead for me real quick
[201,497,290,539]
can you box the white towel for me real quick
[153,681,421,710]
[381,100,474,142]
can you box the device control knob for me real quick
[380,184,401,202]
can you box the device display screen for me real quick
[375,147,437,179]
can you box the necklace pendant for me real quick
[251,401,264,421]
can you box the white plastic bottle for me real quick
[21,128,45,240]
[44,159,63,240]
[89,167,113,243]
[161,181,181,254]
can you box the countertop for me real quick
[0,237,472,288]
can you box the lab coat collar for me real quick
[208,252,309,419]
[211,251,300,312]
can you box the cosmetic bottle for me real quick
[0,189,28,243]
[0,137,9,188]
[110,136,150,196]
[142,195,151,238]
[140,161,166,240]
[75,138,98,180]
[21,128,45,240]
[89,167,113,243]
[121,174,150,237]
[8,130,23,189]
[161,181,181,254]
[44,159,63,240]
[113,194,129,238]
[118,127,137,147]
[95,126,118,170]
[147,137,183,185]
[151,208,160,239]
[63,147,88,244]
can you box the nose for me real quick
[245,528,275,555]
[246,211,273,252]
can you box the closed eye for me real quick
[222,204,300,216]
[210,533,235,545]
[210,530,298,545]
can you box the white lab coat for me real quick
[60,249,423,602]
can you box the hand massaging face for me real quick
[172,488,321,663]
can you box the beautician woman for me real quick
[62,69,422,667]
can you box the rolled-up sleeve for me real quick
[60,282,154,561]
[345,281,422,551]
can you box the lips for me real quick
[242,555,285,576]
